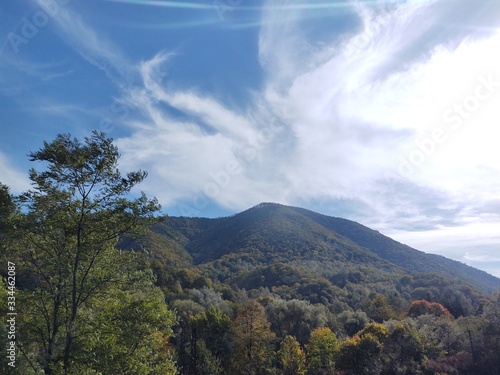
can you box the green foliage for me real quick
[131,203,494,319]
[359,323,389,341]
[413,314,462,359]
[3,132,176,374]
[189,306,232,369]
[306,327,339,374]
[381,321,425,374]
[0,183,19,274]
[0,182,16,228]
[335,323,386,375]
[337,332,384,375]
[338,310,370,336]
[362,294,397,322]
[116,202,500,374]
[0,280,11,373]
[266,297,331,344]
[76,285,177,374]
[277,335,307,375]
[195,339,225,375]
[118,228,193,268]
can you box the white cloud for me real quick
[464,253,500,263]
[37,0,500,274]
[115,51,293,211]
[386,221,500,277]
[0,153,30,193]
[111,1,500,225]
[34,0,132,80]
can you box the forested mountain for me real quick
[3,133,500,375]
[116,202,500,374]
[121,202,500,295]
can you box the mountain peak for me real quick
[125,204,500,294]
[251,202,284,209]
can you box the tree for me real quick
[192,306,232,365]
[0,182,16,259]
[75,282,177,374]
[8,132,174,374]
[267,297,329,344]
[0,182,15,226]
[412,314,461,359]
[195,339,225,375]
[380,321,424,374]
[337,310,369,336]
[337,333,383,375]
[277,335,307,375]
[364,294,395,323]
[175,305,232,374]
[359,323,388,342]
[474,293,500,374]
[306,327,339,374]
[231,299,276,375]
[408,300,452,318]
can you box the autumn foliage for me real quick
[408,299,453,318]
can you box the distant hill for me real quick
[120,203,500,296]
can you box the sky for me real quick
[1,0,500,277]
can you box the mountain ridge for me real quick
[121,202,500,295]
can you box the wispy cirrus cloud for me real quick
[115,52,293,210]
[34,0,133,81]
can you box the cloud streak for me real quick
[34,0,133,81]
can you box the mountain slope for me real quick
[123,203,500,295]
[292,205,499,293]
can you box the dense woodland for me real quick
[1,132,499,374]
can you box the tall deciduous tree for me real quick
[336,323,387,375]
[479,293,500,373]
[277,335,307,375]
[231,299,275,375]
[9,132,174,374]
[306,327,339,374]
[267,297,329,345]
[192,306,232,364]
[379,321,424,374]
[76,283,177,375]
[337,333,383,375]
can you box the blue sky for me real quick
[1,0,500,277]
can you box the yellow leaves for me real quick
[278,335,307,375]
[306,327,339,371]
[358,322,389,341]
[231,299,275,373]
